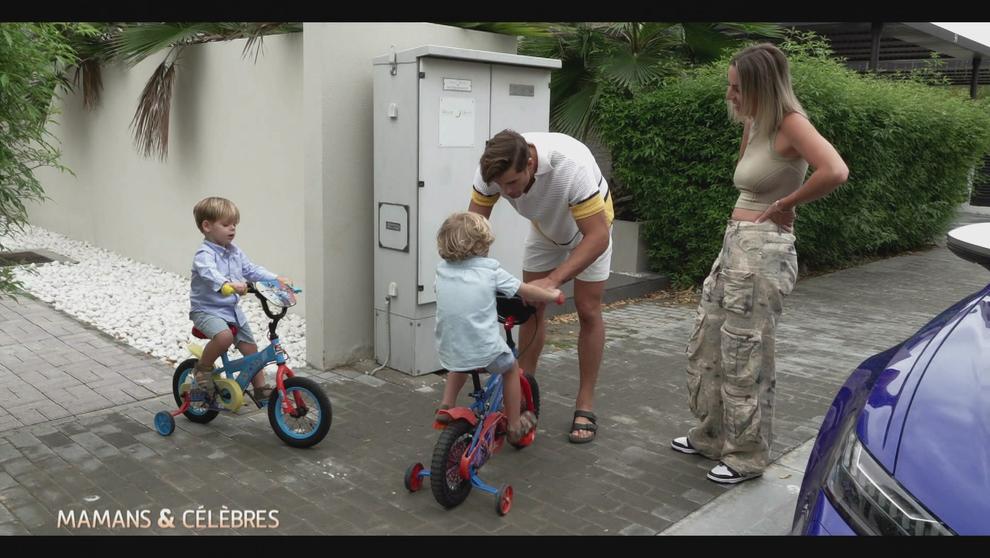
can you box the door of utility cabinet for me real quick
[417,58,492,305]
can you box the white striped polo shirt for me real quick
[471,132,614,247]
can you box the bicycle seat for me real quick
[496,293,536,325]
[191,324,238,340]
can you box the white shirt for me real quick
[472,132,611,247]
[434,257,521,371]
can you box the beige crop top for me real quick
[733,123,808,212]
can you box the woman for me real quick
[671,43,848,484]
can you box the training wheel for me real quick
[154,411,175,436]
[404,462,425,492]
[495,484,513,516]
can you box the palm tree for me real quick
[517,22,784,141]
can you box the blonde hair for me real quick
[728,43,806,138]
[437,212,494,261]
[193,196,240,233]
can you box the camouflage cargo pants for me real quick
[685,220,798,475]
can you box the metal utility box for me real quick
[373,45,560,375]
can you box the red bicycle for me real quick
[404,294,544,515]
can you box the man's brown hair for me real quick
[479,129,530,184]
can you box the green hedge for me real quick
[598,38,990,287]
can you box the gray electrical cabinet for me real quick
[372,45,560,376]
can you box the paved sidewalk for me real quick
[662,439,813,535]
[0,209,986,535]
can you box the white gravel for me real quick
[0,225,307,371]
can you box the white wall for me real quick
[29,24,516,371]
[303,23,517,370]
[31,33,306,314]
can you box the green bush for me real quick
[598,34,990,286]
[0,23,92,295]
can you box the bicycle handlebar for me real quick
[220,282,302,297]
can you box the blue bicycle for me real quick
[153,280,332,448]
[404,294,548,516]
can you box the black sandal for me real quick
[568,410,598,444]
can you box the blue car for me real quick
[791,223,990,536]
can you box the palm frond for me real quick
[241,23,301,63]
[130,51,179,160]
[112,22,301,159]
[682,22,783,63]
[550,79,602,139]
[598,49,669,90]
[443,22,557,38]
[108,23,215,66]
[72,58,103,110]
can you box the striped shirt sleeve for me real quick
[471,166,500,207]
[568,165,605,221]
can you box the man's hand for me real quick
[754,200,796,231]
[520,277,560,307]
[529,277,560,291]
[277,276,293,287]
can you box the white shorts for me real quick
[523,224,612,283]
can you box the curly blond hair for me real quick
[193,196,240,233]
[437,212,494,261]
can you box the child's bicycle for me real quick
[153,280,332,448]
[404,293,556,516]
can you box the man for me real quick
[463,129,613,443]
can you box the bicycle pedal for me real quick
[206,398,227,411]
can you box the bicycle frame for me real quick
[211,337,304,415]
[184,281,307,416]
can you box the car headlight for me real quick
[825,429,954,536]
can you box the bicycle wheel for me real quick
[523,373,540,418]
[509,374,541,449]
[495,484,513,516]
[173,358,219,424]
[267,377,332,448]
[430,419,474,509]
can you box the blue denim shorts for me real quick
[189,311,257,346]
[484,351,516,375]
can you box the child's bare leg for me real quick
[200,330,234,367]
[196,330,234,392]
[441,372,468,407]
[503,362,522,430]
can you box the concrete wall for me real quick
[303,23,517,370]
[29,24,515,370]
[31,33,305,315]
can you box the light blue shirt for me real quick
[189,240,277,326]
[435,256,521,371]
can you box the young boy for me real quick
[434,212,562,443]
[189,196,290,403]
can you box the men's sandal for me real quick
[568,410,598,444]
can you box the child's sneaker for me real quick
[434,404,453,425]
[253,384,274,402]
